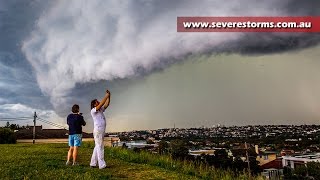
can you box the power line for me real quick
[0,117,32,119]
[37,118,65,128]
[37,119,66,129]
[37,117,67,129]
[0,114,67,129]
[0,119,33,121]
[0,117,33,121]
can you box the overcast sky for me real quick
[1,0,320,132]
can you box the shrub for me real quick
[0,128,16,144]
[305,162,320,180]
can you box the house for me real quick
[230,147,257,162]
[261,168,283,180]
[282,153,320,169]
[117,141,158,149]
[189,149,215,156]
[280,149,294,156]
[261,158,283,169]
[256,151,278,166]
[105,136,120,147]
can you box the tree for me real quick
[232,157,246,172]
[0,128,17,144]
[5,121,10,128]
[289,162,320,180]
[305,162,320,180]
[119,135,130,142]
[203,149,233,169]
[248,156,261,175]
[283,166,293,180]
[158,140,169,154]
[9,124,19,130]
[146,139,154,144]
[293,166,308,179]
[122,143,128,149]
[169,139,189,160]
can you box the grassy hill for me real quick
[0,143,262,179]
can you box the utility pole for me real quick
[245,142,251,180]
[33,112,37,144]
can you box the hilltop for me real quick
[0,143,260,180]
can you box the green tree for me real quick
[203,149,233,169]
[9,124,19,130]
[169,139,189,160]
[0,128,17,144]
[306,162,320,180]
[293,165,308,179]
[232,157,246,172]
[5,121,10,128]
[248,156,261,175]
[146,139,154,144]
[283,166,293,180]
[291,162,320,180]
[158,140,169,154]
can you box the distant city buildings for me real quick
[106,124,320,179]
[107,124,320,143]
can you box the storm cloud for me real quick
[21,0,320,109]
[1,1,320,131]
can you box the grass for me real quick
[0,142,263,180]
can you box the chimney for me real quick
[255,145,259,154]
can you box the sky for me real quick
[1,0,320,132]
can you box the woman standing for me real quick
[89,89,111,169]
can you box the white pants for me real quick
[90,131,106,168]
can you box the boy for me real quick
[66,104,86,165]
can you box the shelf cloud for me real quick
[21,0,320,108]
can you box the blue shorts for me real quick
[68,134,82,147]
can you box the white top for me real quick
[91,106,106,132]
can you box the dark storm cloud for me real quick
[284,0,320,16]
[222,34,320,55]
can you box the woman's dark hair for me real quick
[72,104,80,113]
[91,99,97,109]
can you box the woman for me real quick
[89,89,111,169]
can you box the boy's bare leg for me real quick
[73,146,79,164]
[67,147,73,164]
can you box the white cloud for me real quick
[22,0,299,109]
[0,103,65,128]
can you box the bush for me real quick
[169,139,189,160]
[306,162,320,180]
[0,128,16,144]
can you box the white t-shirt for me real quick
[91,106,106,132]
